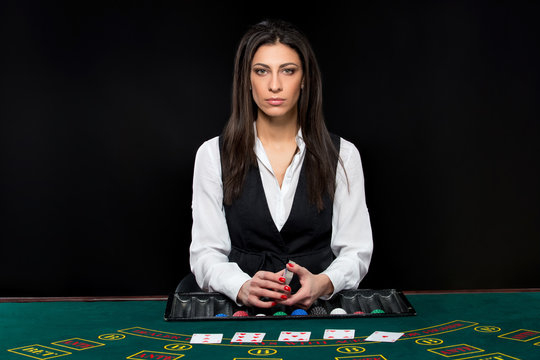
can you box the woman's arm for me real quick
[189,137,251,302]
[321,137,374,297]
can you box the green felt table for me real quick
[2,291,540,360]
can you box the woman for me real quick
[188,19,373,310]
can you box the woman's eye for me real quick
[283,68,295,75]
[254,68,267,75]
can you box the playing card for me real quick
[278,331,311,342]
[365,331,404,343]
[323,329,355,339]
[190,333,223,344]
[231,332,266,343]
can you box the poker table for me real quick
[2,290,540,360]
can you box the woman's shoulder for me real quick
[193,136,222,179]
[194,136,221,165]
[333,135,364,182]
[196,136,220,154]
[332,135,360,162]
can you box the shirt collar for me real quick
[253,121,305,172]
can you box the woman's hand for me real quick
[280,262,334,309]
[236,270,292,307]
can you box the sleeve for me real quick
[189,137,251,304]
[320,137,374,299]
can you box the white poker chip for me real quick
[330,308,348,315]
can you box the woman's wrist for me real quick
[316,274,334,298]
[236,280,250,305]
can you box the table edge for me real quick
[1,288,539,303]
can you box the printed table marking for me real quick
[247,348,278,356]
[498,329,540,342]
[335,355,388,360]
[126,350,184,360]
[164,344,192,351]
[336,346,366,354]
[117,320,476,348]
[233,358,282,360]
[98,333,126,341]
[451,353,521,360]
[400,320,478,340]
[474,326,501,333]
[119,327,191,342]
[416,338,444,345]
[7,344,71,360]
[51,338,105,351]
[427,344,484,357]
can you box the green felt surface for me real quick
[2,292,540,359]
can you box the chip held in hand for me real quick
[283,260,296,285]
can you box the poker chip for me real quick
[233,310,249,317]
[283,260,296,285]
[309,306,328,315]
[371,309,385,314]
[330,308,347,315]
[214,313,228,317]
[273,311,288,316]
[291,309,308,316]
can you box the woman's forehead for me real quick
[251,43,301,66]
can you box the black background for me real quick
[1,1,539,296]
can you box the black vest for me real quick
[220,134,340,292]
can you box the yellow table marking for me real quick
[248,348,278,355]
[416,338,444,345]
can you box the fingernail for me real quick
[279,277,286,283]
[284,285,291,291]
[281,295,287,300]
[287,263,294,267]
[271,302,277,306]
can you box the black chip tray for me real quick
[164,289,416,321]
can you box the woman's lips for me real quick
[266,98,285,105]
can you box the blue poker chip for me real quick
[215,313,228,317]
[291,309,308,316]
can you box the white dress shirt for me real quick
[189,126,373,303]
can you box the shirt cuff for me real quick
[319,269,345,300]
[207,265,252,307]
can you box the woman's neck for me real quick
[256,111,299,144]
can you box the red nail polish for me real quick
[281,295,287,300]
[271,302,277,306]
[279,277,286,283]
[287,263,294,267]
[284,285,291,291]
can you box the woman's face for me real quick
[250,42,304,121]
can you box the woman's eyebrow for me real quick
[252,62,300,68]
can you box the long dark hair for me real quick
[222,19,342,211]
